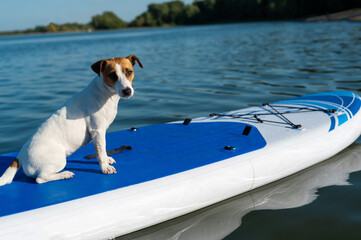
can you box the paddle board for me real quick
[0,90,360,239]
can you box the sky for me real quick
[0,0,194,32]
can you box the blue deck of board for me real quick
[0,121,266,217]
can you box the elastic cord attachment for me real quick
[254,115,263,123]
[210,104,335,129]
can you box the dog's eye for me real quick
[126,69,133,77]
[108,72,118,81]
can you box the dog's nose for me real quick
[122,88,132,96]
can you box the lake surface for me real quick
[1,21,361,239]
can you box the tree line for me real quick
[0,11,127,35]
[130,0,361,27]
[1,0,360,35]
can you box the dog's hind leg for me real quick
[33,154,74,184]
[36,171,75,184]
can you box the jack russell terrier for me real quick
[0,55,143,185]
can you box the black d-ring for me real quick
[224,146,236,150]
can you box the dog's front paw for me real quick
[107,157,116,165]
[100,163,117,174]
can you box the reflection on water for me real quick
[118,144,361,240]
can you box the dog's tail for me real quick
[0,158,20,186]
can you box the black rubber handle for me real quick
[84,145,132,159]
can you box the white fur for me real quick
[0,167,18,186]
[115,64,134,98]
[0,69,133,185]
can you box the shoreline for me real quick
[0,24,180,38]
[305,8,361,22]
[1,8,360,38]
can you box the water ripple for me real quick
[0,22,361,154]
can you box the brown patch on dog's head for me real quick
[91,55,143,87]
[126,55,143,69]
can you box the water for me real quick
[0,21,361,238]
[120,144,361,240]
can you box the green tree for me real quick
[148,3,169,25]
[168,1,185,24]
[46,23,59,32]
[179,4,201,24]
[131,0,187,27]
[33,25,47,33]
[90,11,127,30]
[193,0,216,23]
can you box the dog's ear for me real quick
[91,59,106,76]
[126,55,143,69]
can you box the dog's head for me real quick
[91,55,143,99]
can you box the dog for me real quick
[0,55,143,185]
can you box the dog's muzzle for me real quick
[122,87,132,98]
